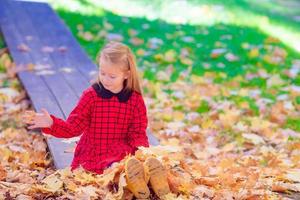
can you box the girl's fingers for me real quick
[41,108,50,117]
[24,109,51,129]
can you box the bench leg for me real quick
[146,129,160,146]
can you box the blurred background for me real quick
[46,0,300,82]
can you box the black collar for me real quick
[92,82,133,103]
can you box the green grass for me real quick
[196,100,210,114]
[50,7,300,82]
[0,34,7,72]
[49,0,300,52]
[0,34,5,49]
[229,95,260,115]
[285,118,300,132]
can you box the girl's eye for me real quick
[110,76,116,79]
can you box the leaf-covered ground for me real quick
[1,0,300,199]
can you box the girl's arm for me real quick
[128,95,149,150]
[42,90,93,138]
[27,89,93,138]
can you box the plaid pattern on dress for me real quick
[42,82,149,174]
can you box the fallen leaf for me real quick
[17,44,30,52]
[40,174,63,193]
[242,133,265,145]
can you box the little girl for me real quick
[24,42,170,198]
[25,41,149,173]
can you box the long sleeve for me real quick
[41,90,93,138]
[128,95,149,150]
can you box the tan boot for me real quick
[144,157,170,198]
[125,157,150,199]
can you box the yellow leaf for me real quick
[157,71,170,81]
[173,111,185,121]
[20,152,30,164]
[161,193,178,200]
[27,63,35,71]
[271,182,289,193]
[180,57,193,65]
[115,173,127,199]
[267,74,285,87]
[284,169,300,183]
[103,21,114,30]
[138,145,182,158]
[0,53,12,69]
[162,113,173,122]
[41,174,63,193]
[77,24,83,31]
[17,44,30,52]
[1,148,13,161]
[264,36,280,44]
[81,31,94,41]
[0,165,7,181]
[97,167,119,186]
[248,48,259,58]
[238,88,249,96]
[241,42,250,49]
[64,179,78,192]
[130,37,144,46]
[164,50,176,63]
[136,49,145,56]
[73,167,96,184]
[242,133,265,145]
[222,142,236,152]
[250,117,272,131]
[201,118,215,129]
[263,55,274,64]
[57,167,73,179]
[77,185,98,198]
[166,138,180,146]
[154,53,164,61]
[219,109,240,129]
[190,75,205,84]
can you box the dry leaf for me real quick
[40,174,63,193]
[17,44,30,52]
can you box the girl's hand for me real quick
[23,108,53,129]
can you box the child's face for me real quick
[98,56,129,93]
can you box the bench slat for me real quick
[23,2,98,83]
[6,1,80,117]
[0,0,74,169]
[20,1,91,98]
[0,0,63,118]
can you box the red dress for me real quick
[42,82,149,174]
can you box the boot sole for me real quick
[125,157,150,199]
[144,157,170,197]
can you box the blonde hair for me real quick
[96,41,142,94]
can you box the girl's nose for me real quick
[102,76,110,84]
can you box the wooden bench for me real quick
[0,0,159,169]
